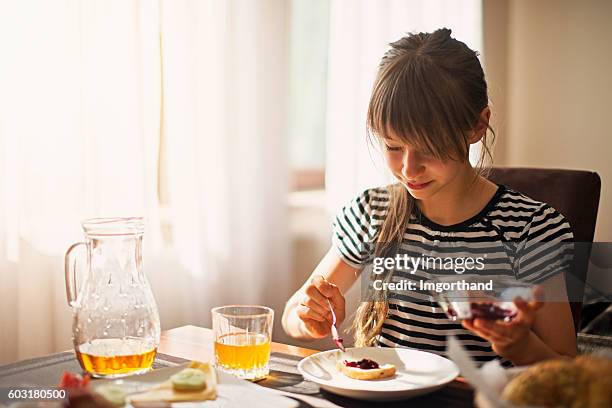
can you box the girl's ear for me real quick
[468,106,491,144]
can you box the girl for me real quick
[282,28,576,366]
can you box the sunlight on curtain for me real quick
[158,0,291,332]
[0,0,162,362]
[325,0,483,213]
[0,0,292,363]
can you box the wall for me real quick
[484,0,612,241]
[277,191,361,350]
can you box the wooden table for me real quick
[159,325,476,407]
[160,325,319,362]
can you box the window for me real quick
[288,0,330,191]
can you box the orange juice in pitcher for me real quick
[65,218,161,378]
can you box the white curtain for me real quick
[325,0,483,214]
[157,0,290,332]
[0,0,290,363]
[0,0,163,363]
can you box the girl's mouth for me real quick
[406,181,432,190]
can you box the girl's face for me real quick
[382,132,471,201]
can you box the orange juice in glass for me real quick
[212,305,274,381]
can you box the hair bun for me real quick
[434,27,452,40]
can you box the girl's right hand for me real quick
[296,275,346,339]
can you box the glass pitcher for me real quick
[64,217,161,378]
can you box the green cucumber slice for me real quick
[171,368,207,392]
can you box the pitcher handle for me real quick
[64,242,85,307]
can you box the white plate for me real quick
[94,364,298,408]
[297,347,459,401]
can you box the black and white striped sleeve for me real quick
[331,188,388,268]
[515,204,574,283]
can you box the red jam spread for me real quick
[343,359,380,370]
[446,302,516,320]
[470,302,515,319]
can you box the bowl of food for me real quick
[427,274,536,321]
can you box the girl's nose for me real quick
[402,150,424,179]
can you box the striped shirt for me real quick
[332,184,574,366]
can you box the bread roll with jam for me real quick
[336,358,396,380]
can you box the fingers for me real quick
[461,319,475,332]
[462,319,507,344]
[514,292,543,324]
[296,304,328,323]
[312,275,345,312]
[305,282,330,308]
[300,294,331,320]
[514,285,544,311]
[514,297,532,317]
[311,275,336,298]
[297,276,338,326]
[462,319,493,341]
[474,319,511,338]
[298,276,346,329]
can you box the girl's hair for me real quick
[352,28,495,347]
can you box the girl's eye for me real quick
[385,145,403,152]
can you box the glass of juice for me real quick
[212,305,274,381]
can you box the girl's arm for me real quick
[282,248,360,341]
[463,273,577,365]
[506,273,577,364]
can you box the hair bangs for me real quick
[367,56,472,161]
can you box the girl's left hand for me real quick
[461,286,544,359]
